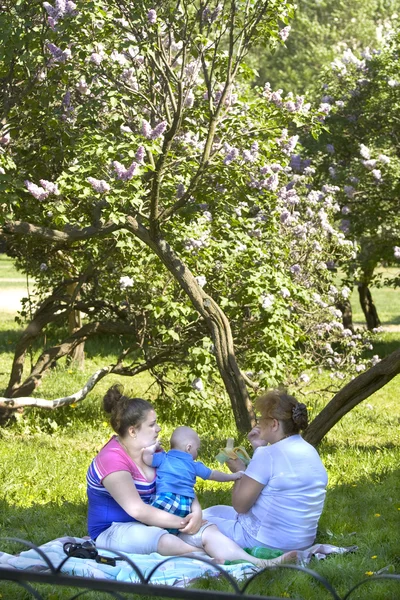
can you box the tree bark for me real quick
[303,348,400,446]
[66,283,85,368]
[336,298,354,332]
[358,284,381,330]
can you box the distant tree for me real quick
[302,32,400,329]
[248,0,400,95]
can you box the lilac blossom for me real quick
[371,355,381,366]
[195,275,207,288]
[359,144,370,159]
[147,9,157,24]
[278,26,291,42]
[39,179,60,195]
[283,135,299,155]
[299,373,310,384]
[120,125,132,134]
[326,144,335,154]
[135,146,146,163]
[176,183,185,198]
[394,246,400,259]
[76,78,91,95]
[263,82,272,100]
[113,160,138,180]
[46,42,71,64]
[280,287,291,298]
[120,275,134,289]
[141,119,152,139]
[388,79,399,87]
[251,141,259,155]
[223,147,239,165]
[371,169,382,180]
[87,177,110,194]
[378,154,390,164]
[290,264,301,275]
[191,377,204,392]
[261,294,274,310]
[24,180,49,201]
[318,103,331,115]
[265,173,279,191]
[242,149,255,163]
[342,205,351,215]
[271,89,283,106]
[40,263,48,271]
[90,52,104,65]
[185,90,195,108]
[150,120,167,140]
[344,185,355,198]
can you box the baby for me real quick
[142,425,242,533]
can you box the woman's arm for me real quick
[102,471,190,529]
[231,474,264,513]
[179,495,204,534]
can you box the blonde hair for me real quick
[255,389,308,435]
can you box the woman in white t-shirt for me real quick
[203,390,328,552]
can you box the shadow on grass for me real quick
[0,499,87,556]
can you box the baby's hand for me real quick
[232,470,244,480]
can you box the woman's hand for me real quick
[179,495,203,534]
[247,426,266,450]
[178,511,205,535]
[226,457,247,473]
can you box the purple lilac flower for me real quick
[192,377,204,391]
[283,135,299,155]
[326,144,335,154]
[147,9,157,24]
[135,146,146,163]
[39,179,60,195]
[271,90,283,106]
[279,26,291,42]
[265,173,279,191]
[341,205,351,215]
[319,103,331,115]
[378,154,390,164]
[372,169,381,180]
[24,180,49,201]
[359,144,370,159]
[290,264,301,275]
[87,177,110,193]
[141,119,152,139]
[113,160,138,181]
[90,52,104,65]
[251,141,259,155]
[176,183,185,198]
[223,147,239,165]
[263,82,272,100]
[280,287,291,298]
[362,159,377,169]
[40,263,48,271]
[150,120,167,140]
[394,246,400,259]
[285,101,296,112]
[46,42,71,63]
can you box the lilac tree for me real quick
[1,0,392,440]
[305,32,400,329]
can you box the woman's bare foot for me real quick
[256,550,298,569]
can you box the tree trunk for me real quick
[149,234,255,434]
[358,284,381,330]
[303,348,400,446]
[66,283,85,368]
[336,298,354,332]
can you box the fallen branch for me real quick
[0,367,111,410]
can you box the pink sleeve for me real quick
[95,441,133,482]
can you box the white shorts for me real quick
[96,521,167,554]
[95,520,215,555]
[202,505,259,547]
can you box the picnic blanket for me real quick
[0,537,357,588]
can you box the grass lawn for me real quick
[0,255,399,599]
